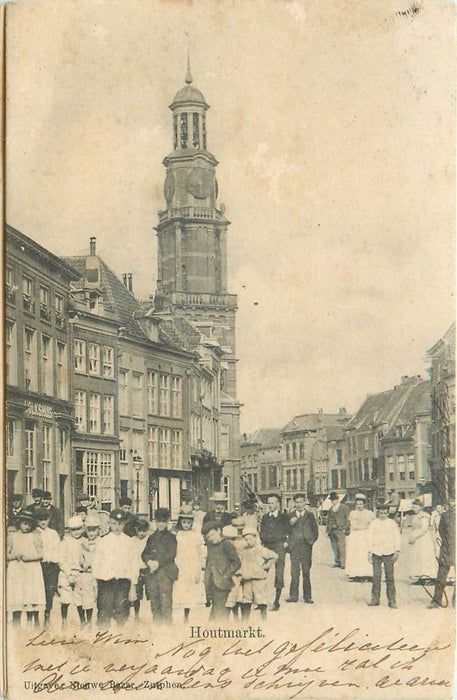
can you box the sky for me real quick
[5,0,455,433]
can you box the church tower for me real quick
[155,60,240,499]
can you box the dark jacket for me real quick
[260,511,290,546]
[202,510,235,532]
[37,504,65,539]
[288,509,319,548]
[141,529,178,581]
[204,539,241,590]
[439,508,455,567]
[326,503,350,535]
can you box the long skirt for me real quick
[7,560,45,612]
[409,533,438,580]
[346,529,372,578]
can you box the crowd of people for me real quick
[6,488,455,630]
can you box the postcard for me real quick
[3,1,455,698]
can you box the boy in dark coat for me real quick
[287,494,319,604]
[203,521,241,620]
[141,508,178,624]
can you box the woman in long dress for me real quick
[408,500,438,581]
[346,494,374,579]
[173,511,205,622]
[7,510,45,628]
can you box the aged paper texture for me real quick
[3,1,455,699]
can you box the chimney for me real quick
[128,273,133,293]
[339,407,347,415]
[89,237,96,256]
[122,274,128,288]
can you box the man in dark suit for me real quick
[141,508,178,624]
[119,496,138,537]
[40,491,65,539]
[286,493,318,604]
[326,492,350,568]
[428,502,455,609]
[260,493,290,610]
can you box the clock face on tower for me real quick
[164,171,175,204]
[186,168,213,199]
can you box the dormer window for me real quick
[89,291,99,312]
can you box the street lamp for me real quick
[133,457,143,514]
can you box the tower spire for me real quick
[185,33,193,84]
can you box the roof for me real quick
[384,380,431,440]
[281,413,349,434]
[427,323,456,357]
[171,84,208,107]
[346,377,428,433]
[243,428,282,448]
[6,224,81,281]
[63,255,147,339]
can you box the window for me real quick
[6,419,15,456]
[159,428,171,468]
[120,429,129,463]
[74,340,86,372]
[171,376,182,417]
[286,470,291,490]
[260,465,267,490]
[75,391,87,432]
[59,428,67,462]
[335,449,342,465]
[171,430,182,469]
[132,374,143,417]
[397,454,405,481]
[132,430,144,462]
[6,266,16,303]
[103,395,114,435]
[102,346,114,378]
[88,344,100,375]
[84,451,114,511]
[192,113,200,147]
[269,465,278,488]
[331,469,339,489]
[119,370,128,414]
[300,468,305,489]
[42,425,52,492]
[292,469,297,490]
[202,115,207,148]
[6,320,17,384]
[407,454,415,480]
[24,328,37,391]
[286,444,290,460]
[173,115,178,149]
[180,112,188,148]
[56,342,68,399]
[39,285,51,321]
[147,371,158,414]
[363,458,369,481]
[23,276,34,312]
[363,436,369,451]
[25,420,35,496]
[55,293,64,313]
[340,470,347,489]
[148,427,159,467]
[160,374,171,416]
[41,335,53,395]
[89,394,101,433]
[299,442,305,459]
[389,472,394,481]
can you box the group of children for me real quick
[7,497,280,630]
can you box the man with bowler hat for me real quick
[40,491,64,539]
[286,494,318,604]
[141,508,178,624]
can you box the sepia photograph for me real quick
[3,0,455,698]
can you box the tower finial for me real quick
[185,32,193,84]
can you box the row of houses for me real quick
[240,329,455,510]
[5,225,237,522]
